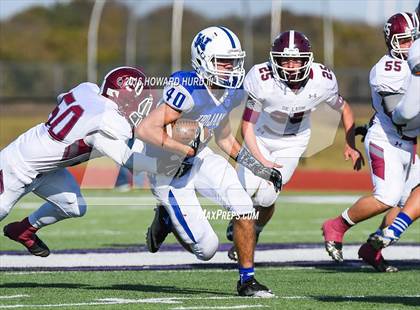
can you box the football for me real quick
[165,119,211,145]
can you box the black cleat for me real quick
[146,204,172,253]
[237,277,274,298]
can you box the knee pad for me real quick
[57,193,87,218]
[224,185,254,215]
[192,232,219,261]
[253,183,278,207]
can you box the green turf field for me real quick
[1,189,419,251]
[1,267,419,309]
[1,190,419,309]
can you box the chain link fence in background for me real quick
[0,62,372,104]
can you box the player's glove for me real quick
[355,124,369,142]
[157,154,194,178]
[235,147,282,192]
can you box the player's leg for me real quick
[369,157,420,249]
[150,168,219,261]
[4,169,87,257]
[358,145,418,271]
[227,136,278,248]
[0,149,35,221]
[195,151,273,297]
[322,135,406,263]
[377,185,420,247]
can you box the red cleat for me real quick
[3,217,50,257]
[358,242,398,272]
[321,216,351,263]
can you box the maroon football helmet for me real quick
[270,30,314,83]
[100,66,153,127]
[384,12,418,60]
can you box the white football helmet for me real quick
[191,26,246,89]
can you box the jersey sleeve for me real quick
[98,110,133,141]
[408,39,420,75]
[243,65,263,105]
[392,74,420,124]
[322,69,344,110]
[85,133,157,174]
[242,66,263,123]
[162,72,196,113]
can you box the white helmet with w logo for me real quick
[191,26,246,89]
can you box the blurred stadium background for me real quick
[1,2,420,308]
[1,0,418,190]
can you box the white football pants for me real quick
[151,147,254,261]
[237,128,310,207]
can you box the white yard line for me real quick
[19,195,362,209]
[1,245,419,268]
[1,295,420,309]
[0,297,261,309]
[0,296,29,300]
[171,306,268,310]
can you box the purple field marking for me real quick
[1,260,420,272]
[1,242,419,256]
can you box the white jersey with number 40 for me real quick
[243,61,344,136]
[3,82,132,181]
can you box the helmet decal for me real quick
[191,26,246,89]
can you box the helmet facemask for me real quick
[270,50,313,83]
[390,33,416,60]
[127,94,153,127]
[384,12,419,60]
[193,51,245,89]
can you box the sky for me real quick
[0,0,418,25]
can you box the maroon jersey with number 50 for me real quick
[8,82,132,175]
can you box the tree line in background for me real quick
[0,0,385,102]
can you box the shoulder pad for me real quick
[370,56,409,93]
[244,63,269,101]
[162,71,202,112]
[312,63,337,85]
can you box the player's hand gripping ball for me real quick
[165,119,211,154]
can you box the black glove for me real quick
[235,147,283,192]
[157,154,194,178]
[269,168,283,192]
[355,124,368,142]
[188,131,201,156]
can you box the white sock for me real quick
[341,208,356,226]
